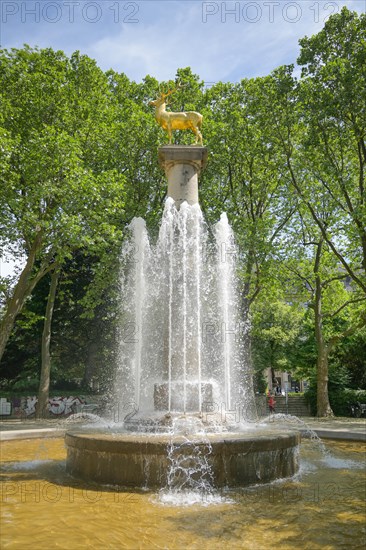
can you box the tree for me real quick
[256,10,366,414]
[0,47,126,364]
[293,9,366,414]
[282,210,365,416]
[295,8,366,290]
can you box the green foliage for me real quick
[253,370,267,395]
[201,74,297,310]
[0,47,128,317]
[332,327,366,389]
[0,273,46,381]
[1,9,365,406]
[251,296,303,373]
[11,377,39,392]
[296,8,366,285]
[306,385,366,416]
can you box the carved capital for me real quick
[158,145,208,174]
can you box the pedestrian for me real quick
[268,393,276,414]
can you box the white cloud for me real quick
[85,0,365,82]
[2,0,365,82]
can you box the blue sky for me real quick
[1,0,365,84]
[0,0,365,276]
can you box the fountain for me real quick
[65,142,300,489]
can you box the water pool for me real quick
[1,437,365,549]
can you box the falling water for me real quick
[131,218,150,409]
[115,198,254,420]
[214,213,237,410]
[165,417,214,493]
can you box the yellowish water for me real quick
[0,438,365,549]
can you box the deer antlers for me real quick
[160,81,185,99]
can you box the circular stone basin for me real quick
[65,428,300,488]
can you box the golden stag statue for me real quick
[150,87,203,145]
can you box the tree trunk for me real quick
[314,239,333,417]
[36,267,60,419]
[316,349,333,417]
[0,233,44,362]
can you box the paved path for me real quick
[0,419,67,441]
[298,417,366,442]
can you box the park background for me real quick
[0,3,365,418]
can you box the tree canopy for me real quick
[0,8,365,417]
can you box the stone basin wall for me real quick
[65,430,300,488]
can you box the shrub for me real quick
[305,386,366,416]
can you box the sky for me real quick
[0,0,365,84]
[0,0,365,276]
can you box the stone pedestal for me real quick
[158,145,208,208]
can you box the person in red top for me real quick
[268,393,276,414]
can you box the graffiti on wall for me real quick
[11,396,86,417]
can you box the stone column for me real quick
[158,145,208,208]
